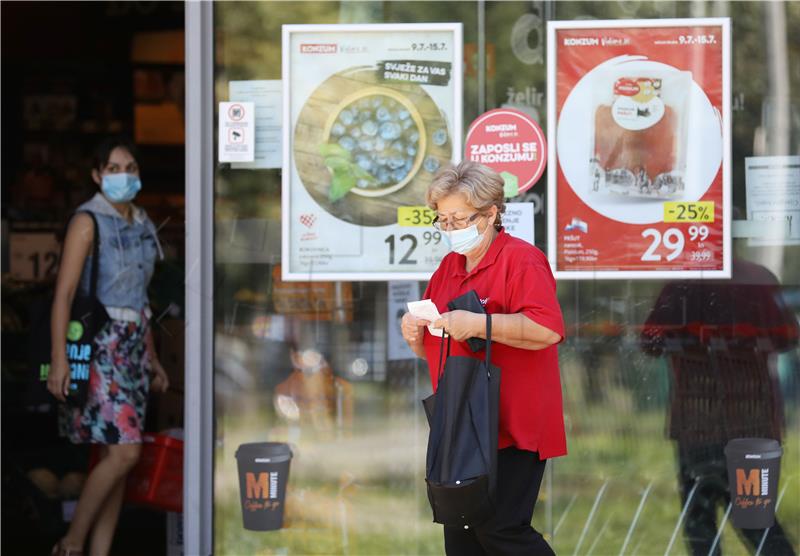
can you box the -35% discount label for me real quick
[398,206,436,227]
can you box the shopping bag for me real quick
[423,313,500,528]
[28,211,109,407]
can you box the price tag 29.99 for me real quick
[641,225,712,263]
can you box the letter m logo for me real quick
[246,472,269,499]
[736,468,760,496]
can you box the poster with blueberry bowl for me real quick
[283,24,462,280]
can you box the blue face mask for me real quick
[443,222,486,254]
[101,173,141,203]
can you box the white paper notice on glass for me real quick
[407,299,444,337]
[230,80,282,169]
[387,281,420,361]
[502,202,534,245]
[746,155,800,246]
[218,101,255,163]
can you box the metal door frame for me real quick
[184,2,214,554]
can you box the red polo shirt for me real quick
[422,229,567,459]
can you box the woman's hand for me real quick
[47,357,71,402]
[401,312,429,345]
[434,310,483,342]
[149,359,170,393]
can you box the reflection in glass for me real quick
[642,253,799,555]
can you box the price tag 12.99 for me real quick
[384,230,443,265]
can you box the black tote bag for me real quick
[28,211,109,407]
[423,313,500,528]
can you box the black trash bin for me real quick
[724,438,782,529]
[235,442,292,531]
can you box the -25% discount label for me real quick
[640,225,713,263]
[663,201,715,223]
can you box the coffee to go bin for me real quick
[235,442,292,531]
[724,438,782,529]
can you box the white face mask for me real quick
[443,222,486,254]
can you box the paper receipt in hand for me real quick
[407,299,444,337]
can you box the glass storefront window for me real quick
[210,2,799,554]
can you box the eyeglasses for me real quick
[432,211,482,231]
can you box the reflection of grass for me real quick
[214,387,800,555]
[216,487,443,555]
[215,400,446,555]
[547,432,800,556]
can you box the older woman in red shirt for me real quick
[402,161,566,556]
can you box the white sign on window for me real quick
[387,281,420,361]
[746,155,800,246]
[218,101,255,163]
[230,80,282,169]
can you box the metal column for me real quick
[184,2,215,554]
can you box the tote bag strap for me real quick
[437,313,492,379]
[436,333,451,381]
[79,211,101,299]
[65,210,101,299]
[484,314,492,370]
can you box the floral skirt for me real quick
[59,316,150,444]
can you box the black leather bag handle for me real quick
[484,313,492,369]
[436,333,451,381]
[436,313,493,381]
[62,211,100,299]
[81,211,101,299]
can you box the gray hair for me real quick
[426,160,506,229]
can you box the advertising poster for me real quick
[547,19,731,279]
[282,24,463,281]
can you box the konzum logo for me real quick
[736,468,769,496]
[246,471,279,499]
[563,37,600,46]
[300,44,337,54]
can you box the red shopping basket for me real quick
[89,433,183,513]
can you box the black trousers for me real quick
[444,447,554,556]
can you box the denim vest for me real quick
[77,194,162,313]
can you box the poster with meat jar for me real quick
[547,19,731,279]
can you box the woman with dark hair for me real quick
[48,137,169,556]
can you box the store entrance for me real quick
[2,3,185,555]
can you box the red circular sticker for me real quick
[228,103,245,121]
[465,108,547,196]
